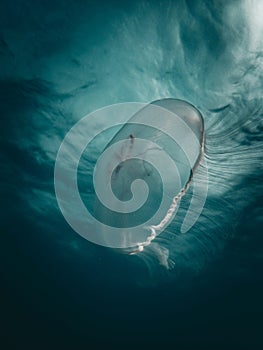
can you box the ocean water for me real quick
[1,0,263,348]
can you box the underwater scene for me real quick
[1,0,263,348]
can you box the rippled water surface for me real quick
[1,1,263,348]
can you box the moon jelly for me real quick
[92,99,205,252]
[55,99,205,255]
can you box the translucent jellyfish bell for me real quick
[54,98,205,253]
[93,99,204,253]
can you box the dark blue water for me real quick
[1,0,263,348]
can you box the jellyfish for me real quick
[55,98,206,271]
[91,99,205,253]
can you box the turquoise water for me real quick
[1,0,263,348]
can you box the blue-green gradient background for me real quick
[1,0,263,348]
